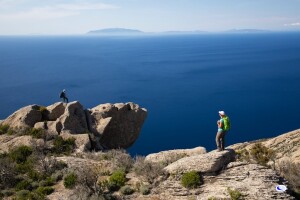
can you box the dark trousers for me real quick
[62,97,68,103]
[216,131,226,150]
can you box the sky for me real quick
[0,0,300,35]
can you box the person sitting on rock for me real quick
[216,111,230,151]
[60,89,69,103]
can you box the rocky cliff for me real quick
[0,103,299,200]
[0,101,147,153]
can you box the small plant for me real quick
[208,197,217,200]
[64,172,77,189]
[9,146,33,164]
[250,143,275,166]
[26,128,46,139]
[227,187,242,200]
[108,170,126,191]
[35,186,54,195]
[52,136,76,155]
[139,185,151,195]
[120,185,134,195]
[15,180,32,191]
[133,156,165,183]
[0,124,10,135]
[39,106,49,120]
[181,171,201,189]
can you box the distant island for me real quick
[86,28,275,36]
[87,28,143,35]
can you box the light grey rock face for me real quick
[149,162,295,200]
[87,102,147,149]
[1,105,42,128]
[60,131,91,153]
[164,149,235,174]
[47,102,66,121]
[58,101,88,134]
[0,135,44,153]
[145,146,207,164]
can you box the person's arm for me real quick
[218,119,223,129]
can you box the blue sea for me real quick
[0,33,300,155]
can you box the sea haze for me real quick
[0,33,300,155]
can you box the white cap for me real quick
[218,111,225,116]
[63,89,66,92]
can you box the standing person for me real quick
[216,111,230,151]
[60,89,69,103]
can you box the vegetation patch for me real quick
[64,172,77,189]
[52,136,76,155]
[120,185,134,195]
[0,124,10,135]
[133,156,165,183]
[181,171,201,189]
[227,187,242,200]
[108,170,126,191]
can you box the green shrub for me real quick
[35,186,54,195]
[120,185,134,195]
[16,190,31,200]
[108,170,126,190]
[9,146,33,164]
[139,185,150,195]
[39,177,55,187]
[181,171,201,189]
[250,143,275,166]
[16,180,32,191]
[25,128,46,139]
[53,136,76,155]
[227,187,242,200]
[1,189,14,197]
[0,124,10,135]
[64,172,77,189]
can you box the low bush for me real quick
[120,185,134,195]
[139,185,151,195]
[181,171,201,189]
[227,187,242,200]
[25,128,46,139]
[52,136,76,155]
[64,172,77,189]
[250,143,275,166]
[35,186,54,196]
[9,146,33,164]
[108,170,126,191]
[0,124,10,135]
[15,180,32,191]
[133,156,165,183]
[104,149,133,172]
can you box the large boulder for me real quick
[47,102,66,121]
[164,149,235,174]
[58,101,88,134]
[145,146,207,164]
[60,131,91,153]
[87,102,147,149]
[1,105,42,129]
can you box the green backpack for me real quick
[223,116,231,131]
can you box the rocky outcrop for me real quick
[47,102,66,121]
[87,102,147,149]
[145,146,206,164]
[57,101,88,134]
[60,132,91,153]
[165,149,235,174]
[0,135,44,153]
[0,105,42,128]
[0,101,147,152]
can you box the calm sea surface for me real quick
[0,33,300,155]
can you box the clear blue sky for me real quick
[0,0,300,35]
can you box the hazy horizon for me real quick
[1,0,300,35]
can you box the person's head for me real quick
[218,111,226,117]
[63,89,66,92]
